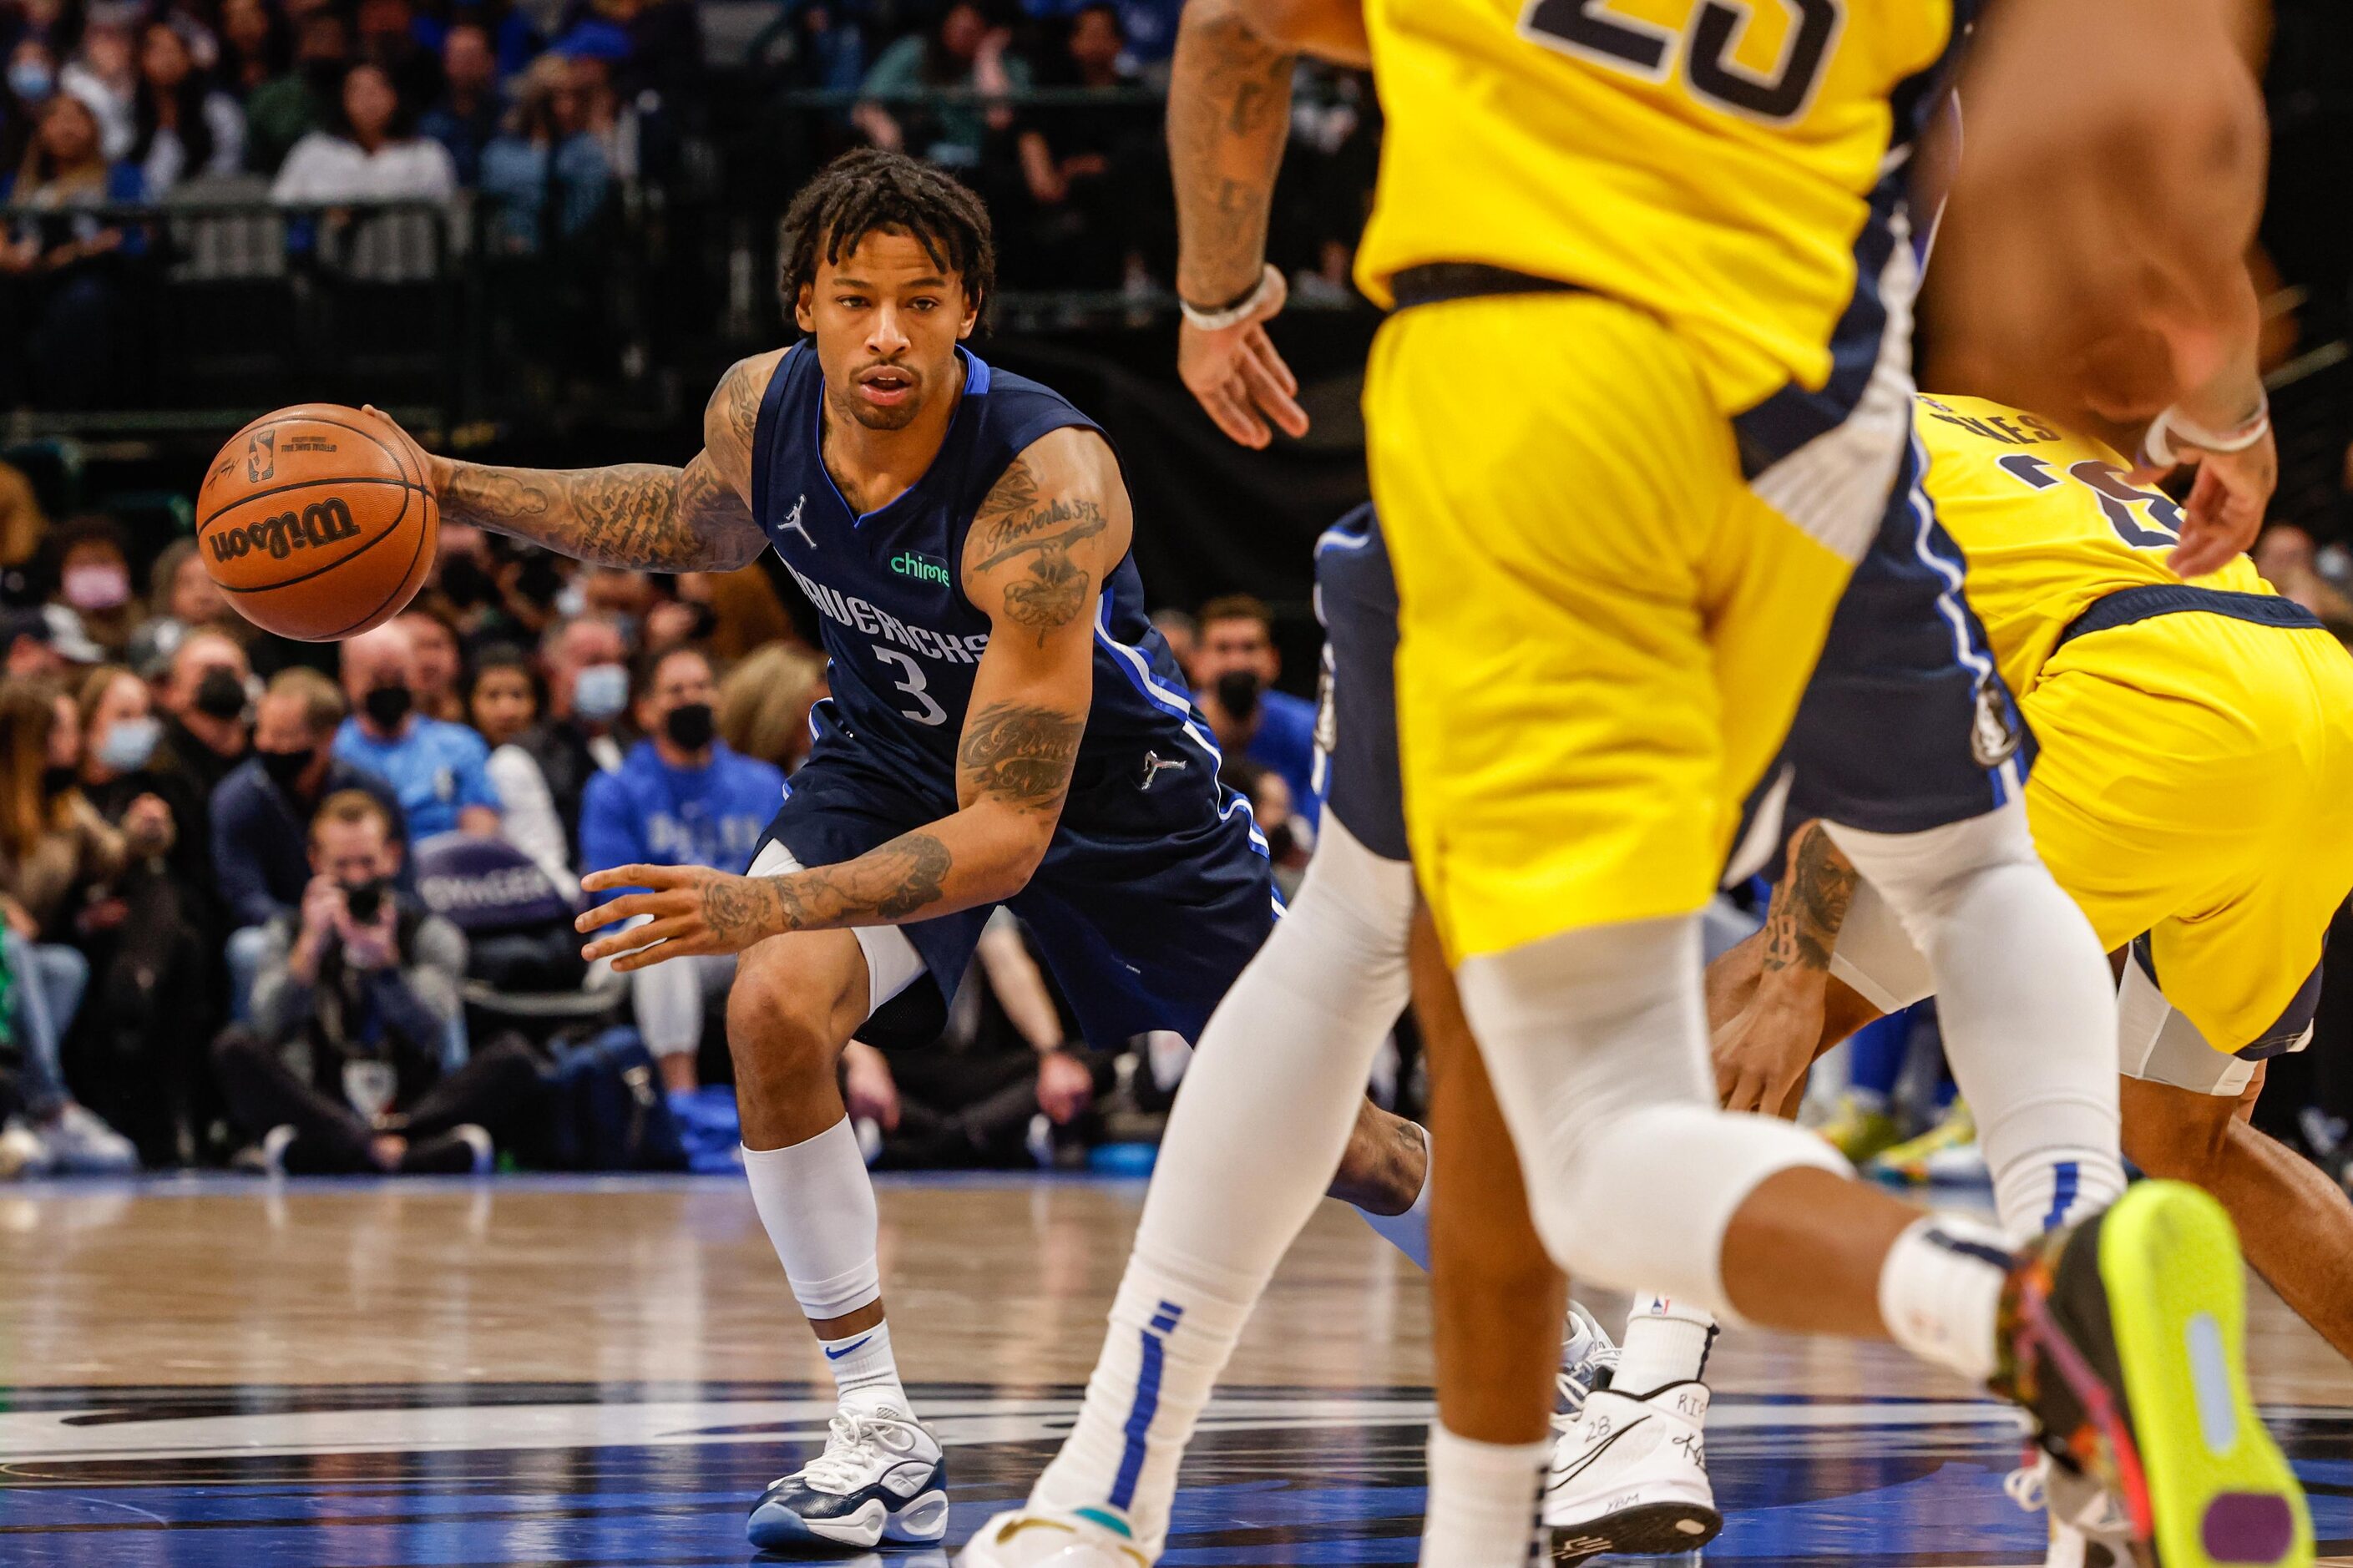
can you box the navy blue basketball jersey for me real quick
[749,342,1261,848]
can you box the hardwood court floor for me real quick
[0,1172,2346,1566]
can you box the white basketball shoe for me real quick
[747,1405,949,1551]
[958,1506,1151,1568]
[1543,1380,1720,1563]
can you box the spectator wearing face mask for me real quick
[512,612,628,858]
[334,620,498,840]
[211,790,534,1175]
[579,645,783,1095]
[1191,593,1319,831]
[70,662,214,1162]
[45,513,139,660]
[0,680,140,1175]
[463,645,575,898]
[392,605,464,722]
[144,627,251,894]
[214,666,406,1016]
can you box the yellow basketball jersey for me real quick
[1914,393,2271,701]
[1355,0,1960,417]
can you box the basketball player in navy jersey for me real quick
[371,149,1439,1554]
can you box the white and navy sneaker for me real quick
[958,1505,1151,1567]
[1543,1380,1720,1563]
[1556,1301,1619,1419]
[747,1406,948,1553]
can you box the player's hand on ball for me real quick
[578,864,769,970]
[358,403,451,498]
[1178,264,1308,449]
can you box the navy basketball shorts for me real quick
[1308,505,1411,864]
[751,738,1278,1051]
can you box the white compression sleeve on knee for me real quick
[1824,804,2123,1242]
[1456,916,1848,1322]
[741,1117,884,1321]
[1031,815,1418,1555]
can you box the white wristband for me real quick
[2143,394,2270,468]
[1179,264,1281,332]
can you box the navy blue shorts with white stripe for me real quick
[754,709,1278,1052]
[1772,427,2037,839]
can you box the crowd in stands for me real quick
[0,450,1328,1181]
[0,0,1379,407]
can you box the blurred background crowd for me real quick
[0,0,2350,1197]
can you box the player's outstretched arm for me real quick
[1167,0,1360,448]
[380,352,780,572]
[573,427,1130,970]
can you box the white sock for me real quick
[1992,1148,2125,1242]
[1614,1293,1717,1395]
[1029,817,1418,1555]
[1877,1214,2011,1383]
[820,1319,909,1415]
[742,1120,909,1414]
[1356,1121,1434,1271]
[1418,1424,1546,1568]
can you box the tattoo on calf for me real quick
[960,701,1083,811]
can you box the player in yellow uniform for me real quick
[959,0,2303,1563]
[1713,395,2353,1375]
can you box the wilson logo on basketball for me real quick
[209,497,363,562]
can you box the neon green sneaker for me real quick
[1815,1091,1901,1165]
[1867,1100,1982,1186]
[1994,1181,2311,1568]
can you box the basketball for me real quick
[195,404,438,642]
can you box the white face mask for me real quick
[95,714,162,772]
[571,662,630,722]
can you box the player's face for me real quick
[798,228,977,433]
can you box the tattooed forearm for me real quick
[438,355,773,571]
[959,701,1084,812]
[442,458,764,571]
[1759,821,1860,976]
[1169,0,1296,304]
[703,832,956,940]
[969,458,1109,645]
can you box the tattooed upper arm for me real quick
[962,427,1131,650]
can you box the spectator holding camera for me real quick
[1191,594,1318,830]
[335,619,498,839]
[211,790,536,1174]
[214,667,406,1014]
[579,645,782,1095]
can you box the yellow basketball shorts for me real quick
[1365,291,1890,961]
[2023,615,2353,1052]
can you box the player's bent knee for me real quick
[1542,1103,1849,1319]
[725,937,865,1087]
[2118,1081,2235,1185]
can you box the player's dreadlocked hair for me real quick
[778,149,997,325]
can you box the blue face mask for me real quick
[8,61,55,102]
[95,714,162,773]
[572,662,630,722]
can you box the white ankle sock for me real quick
[821,1319,909,1415]
[1877,1214,2011,1383]
[1614,1293,1717,1395]
[1419,1424,1546,1568]
[1355,1122,1434,1271]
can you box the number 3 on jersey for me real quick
[1521,0,1844,123]
[873,645,949,726]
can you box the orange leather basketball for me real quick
[195,404,438,642]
